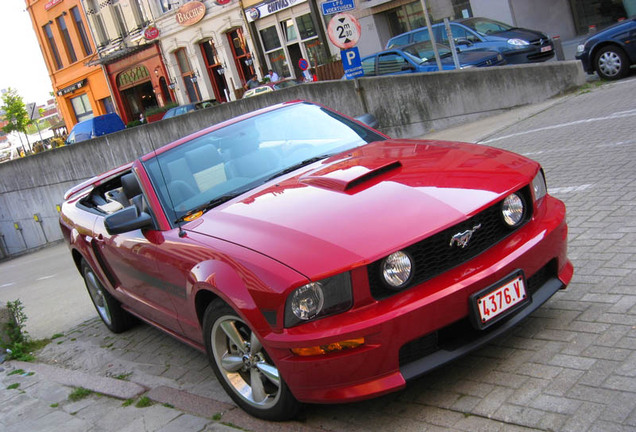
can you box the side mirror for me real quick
[455,38,472,46]
[105,206,153,235]
[355,113,379,129]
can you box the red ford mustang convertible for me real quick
[60,101,573,420]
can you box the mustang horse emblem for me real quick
[449,224,482,248]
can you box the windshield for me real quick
[144,103,386,224]
[461,18,513,36]
[402,41,452,62]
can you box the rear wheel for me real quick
[203,300,300,420]
[81,260,136,333]
[594,45,629,80]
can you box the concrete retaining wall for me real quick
[0,61,585,258]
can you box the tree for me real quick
[1,88,32,153]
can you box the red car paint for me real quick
[60,101,572,410]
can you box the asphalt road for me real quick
[0,243,94,339]
[1,75,635,431]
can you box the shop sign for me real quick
[45,0,63,10]
[144,25,159,40]
[117,66,150,89]
[176,1,206,27]
[56,79,87,97]
[245,0,307,23]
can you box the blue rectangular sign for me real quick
[321,0,355,15]
[342,47,364,79]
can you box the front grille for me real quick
[398,260,557,367]
[368,187,532,300]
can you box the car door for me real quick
[92,195,183,334]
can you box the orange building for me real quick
[25,0,115,132]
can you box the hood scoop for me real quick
[300,158,402,193]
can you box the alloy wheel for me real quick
[210,315,281,409]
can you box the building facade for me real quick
[242,0,333,80]
[147,0,258,103]
[26,0,114,132]
[80,0,174,124]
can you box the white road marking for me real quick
[480,109,636,144]
[1,283,16,288]
[550,184,594,194]
[36,275,56,281]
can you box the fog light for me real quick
[290,338,365,356]
[502,193,525,226]
[382,251,413,289]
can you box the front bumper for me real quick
[504,44,555,63]
[265,195,571,404]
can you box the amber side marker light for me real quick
[290,338,365,356]
[183,211,203,222]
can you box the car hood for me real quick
[487,28,548,42]
[186,139,538,278]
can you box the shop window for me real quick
[296,14,317,39]
[260,26,281,52]
[43,23,63,70]
[56,15,77,64]
[71,94,93,123]
[175,48,201,103]
[101,97,116,114]
[281,19,298,43]
[70,7,93,56]
[267,49,290,78]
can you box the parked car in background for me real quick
[60,101,572,420]
[65,113,125,145]
[576,17,636,80]
[351,41,505,78]
[243,79,300,98]
[386,17,554,64]
[162,99,217,120]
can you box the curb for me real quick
[11,360,147,400]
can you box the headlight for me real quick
[285,273,352,327]
[381,251,413,290]
[507,38,529,46]
[502,193,525,227]
[531,169,547,203]
[576,44,585,54]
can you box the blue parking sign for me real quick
[342,47,364,79]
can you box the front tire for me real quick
[81,260,136,333]
[594,45,629,80]
[202,300,300,421]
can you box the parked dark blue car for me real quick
[386,17,554,64]
[576,18,636,80]
[351,41,505,78]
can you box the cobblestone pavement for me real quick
[2,77,635,431]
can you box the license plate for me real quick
[471,272,529,329]
[541,45,553,52]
